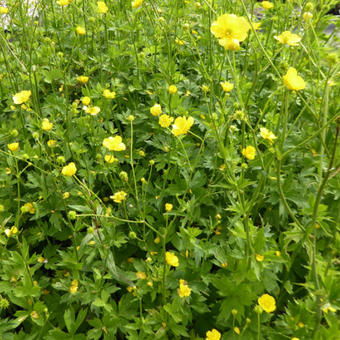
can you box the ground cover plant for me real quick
[0,0,339,339]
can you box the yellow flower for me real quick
[103,89,116,99]
[81,96,91,105]
[97,1,108,14]
[262,1,274,9]
[252,21,261,30]
[70,279,78,294]
[86,106,100,116]
[291,338,300,340]
[76,26,86,35]
[42,118,53,131]
[47,139,56,147]
[77,76,89,84]
[211,14,251,51]
[220,81,234,92]
[21,202,35,214]
[172,116,194,136]
[150,104,162,116]
[5,226,18,237]
[63,192,70,199]
[206,329,221,340]
[260,127,277,143]
[168,85,178,94]
[165,203,173,212]
[110,191,127,203]
[303,12,313,21]
[154,237,160,244]
[258,294,276,313]
[13,90,32,104]
[274,31,301,46]
[102,136,126,151]
[283,67,306,91]
[201,85,210,93]
[178,279,191,298]
[159,114,174,128]
[57,0,72,6]
[132,0,143,9]
[136,271,147,280]
[62,162,77,177]
[7,142,19,152]
[256,254,264,262]
[104,155,116,164]
[242,146,256,160]
[234,327,240,335]
[0,6,9,14]
[165,252,179,267]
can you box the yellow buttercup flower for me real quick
[220,81,234,93]
[76,26,86,35]
[252,21,261,30]
[258,294,276,313]
[57,0,72,6]
[256,254,264,262]
[81,96,91,106]
[62,162,77,177]
[165,203,173,212]
[159,114,174,128]
[97,1,108,14]
[242,146,256,160]
[70,279,78,294]
[165,251,179,267]
[42,118,53,131]
[5,226,18,237]
[77,76,89,84]
[13,90,32,104]
[47,139,56,147]
[150,104,162,116]
[85,106,100,116]
[234,327,240,335]
[0,6,9,14]
[7,142,19,152]
[283,67,306,91]
[260,127,277,143]
[136,271,147,280]
[102,136,126,151]
[211,14,251,51]
[172,116,194,136]
[110,191,127,203]
[103,89,116,99]
[274,31,301,46]
[206,329,221,340]
[262,1,274,9]
[168,85,178,94]
[132,0,143,9]
[21,202,35,214]
[303,12,313,21]
[104,155,116,164]
[178,279,191,298]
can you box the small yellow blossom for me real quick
[165,251,179,267]
[103,136,126,151]
[85,106,100,116]
[252,21,261,30]
[110,191,127,203]
[258,294,276,313]
[97,1,108,14]
[154,237,160,244]
[103,89,116,99]
[0,6,9,14]
[13,90,31,104]
[132,0,143,9]
[220,81,234,93]
[172,116,194,136]
[178,279,191,298]
[256,254,264,262]
[260,127,277,143]
[62,162,77,177]
[4,226,18,237]
[63,192,70,199]
[276,251,281,256]
[291,338,300,340]
[242,146,256,160]
[234,327,240,335]
[211,14,251,51]
[322,305,336,313]
[150,104,162,116]
[206,329,221,340]
[57,0,72,6]
[136,271,147,280]
[21,203,35,214]
[165,203,173,212]
[38,257,45,263]
[283,67,306,91]
[168,85,178,94]
[262,1,274,9]
[41,118,53,131]
[76,26,86,35]
[159,114,174,128]
[147,281,153,287]
[104,155,116,164]
[70,279,78,294]
[81,96,91,106]
[303,12,313,21]
[47,139,56,147]
[201,85,210,93]
[77,76,89,84]
[31,311,39,319]
[8,142,19,152]
[274,31,301,46]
